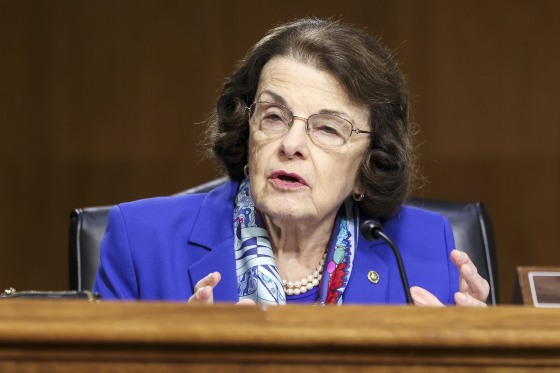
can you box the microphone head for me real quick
[360,219,383,241]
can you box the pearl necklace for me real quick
[282,252,326,296]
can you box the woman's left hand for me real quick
[410,249,490,307]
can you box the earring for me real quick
[244,165,249,178]
[353,192,365,202]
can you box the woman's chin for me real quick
[257,197,315,223]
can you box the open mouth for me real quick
[270,171,307,187]
[278,174,300,183]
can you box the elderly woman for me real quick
[94,18,489,306]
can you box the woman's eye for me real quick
[263,113,283,121]
[316,124,342,137]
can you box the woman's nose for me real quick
[279,117,309,159]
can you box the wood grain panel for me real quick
[0,301,559,371]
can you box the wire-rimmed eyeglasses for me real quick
[246,101,371,148]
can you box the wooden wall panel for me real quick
[0,0,558,303]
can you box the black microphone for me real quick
[360,220,413,304]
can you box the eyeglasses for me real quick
[247,101,371,148]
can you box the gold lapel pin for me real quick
[367,270,380,284]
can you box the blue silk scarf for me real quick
[234,179,359,305]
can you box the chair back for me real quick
[69,178,498,304]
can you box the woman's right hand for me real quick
[410,250,489,307]
[188,271,256,305]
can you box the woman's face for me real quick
[248,56,371,227]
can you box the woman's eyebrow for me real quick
[257,90,288,106]
[318,108,351,118]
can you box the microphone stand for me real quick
[360,220,413,304]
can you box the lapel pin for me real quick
[367,270,380,284]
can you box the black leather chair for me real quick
[69,177,498,304]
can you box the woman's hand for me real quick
[410,249,490,307]
[450,249,490,306]
[188,272,256,305]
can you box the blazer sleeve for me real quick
[92,205,139,299]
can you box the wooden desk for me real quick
[0,300,559,371]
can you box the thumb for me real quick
[410,286,444,307]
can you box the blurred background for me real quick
[1,0,558,303]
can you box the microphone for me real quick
[360,220,413,304]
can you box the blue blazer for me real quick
[94,181,459,304]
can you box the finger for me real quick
[188,272,222,304]
[454,292,488,307]
[410,286,444,307]
[450,250,470,292]
[450,249,471,267]
[458,262,490,301]
[188,285,214,304]
[193,271,222,293]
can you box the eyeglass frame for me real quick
[245,101,372,147]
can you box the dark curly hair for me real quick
[206,18,415,218]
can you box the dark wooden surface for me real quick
[0,300,559,371]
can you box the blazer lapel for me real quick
[187,181,240,302]
[343,238,390,304]
[188,237,239,302]
[344,211,411,304]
